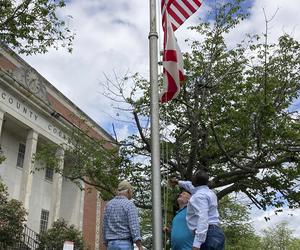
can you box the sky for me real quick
[23,0,300,237]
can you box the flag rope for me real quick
[157,1,170,249]
[156,2,172,248]
[158,1,202,248]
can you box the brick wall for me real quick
[82,185,108,250]
[99,200,107,250]
[0,56,17,70]
[82,185,98,250]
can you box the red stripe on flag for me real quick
[164,50,178,62]
[171,23,177,31]
[164,0,202,32]
[161,0,165,10]
[167,0,176,9]
[173,1,190,19]
[162,14,166,31]
[160,0,202,103]
[194,0,202,8]
[160,70,179,103]
[179,70,185,83]
[181,0,198,13]
[161,0,167,17]
[168,8,184,29]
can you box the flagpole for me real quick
[149,0,162,249]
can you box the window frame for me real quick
[16,143,26,168]
[45,167,54,182]
[39,209,49,234]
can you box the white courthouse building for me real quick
[0,44,111,250]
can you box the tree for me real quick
[27,0,300,213]
[289,238,300,250]
[0,0,74,54]
[0,180,27,247]
[261,222,299,250]
[139,208,154,250]
[101,0,300,210]
[139,186,179,250]
[37,219,87,250]
[34,124,121,200]
[0,150,5,164]
[219,196,261,249]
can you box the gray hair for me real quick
[117,189,129,196]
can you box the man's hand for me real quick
[192,247,200,250]
[169,177,178,187]
[135,240,143,250]
[163,226,170,233]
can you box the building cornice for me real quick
[0,43,115,145]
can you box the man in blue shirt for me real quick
[171,170,225,250]
[103,180,143,250]
[170,191,194,250]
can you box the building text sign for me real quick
[63,241,74,250]
[0,86,68,143]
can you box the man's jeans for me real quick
[107,239,134,250]
[200,225,225,250]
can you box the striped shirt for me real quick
[103,196,141,245]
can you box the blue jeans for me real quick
[107,240,134,250]
[200,225,225,250]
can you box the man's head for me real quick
[177,191,191,208]
[117,180,133,199]
[192,170,209,187]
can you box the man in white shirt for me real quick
[170,170,225,250]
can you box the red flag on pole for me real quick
[160,0,202,103]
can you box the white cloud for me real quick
[114,124,132,142]
[230,0,300,43]
[251,207,300,237]
[24,0,150,129]
[23,0,300,128]
[235,193,300,237]
[22,0,300,235]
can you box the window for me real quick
[39,209,49,234]
[16,143,26,168]
[45,167,54,181]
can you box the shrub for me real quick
[37,219,87,250]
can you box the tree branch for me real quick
[133,111,151,152]
[210,122,253,171]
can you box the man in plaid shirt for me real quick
[103,180,143,250]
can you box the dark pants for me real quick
[200,225,225,250]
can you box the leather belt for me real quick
[208,224,220,229]
[108,238,132,242]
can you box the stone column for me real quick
[95,192,101,250]
[0,109,4,140]
[19,129,38,211]
[0,109,4,160]
[50,147,64,224]
[78,181,85,230]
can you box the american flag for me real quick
[160,0,202,103]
